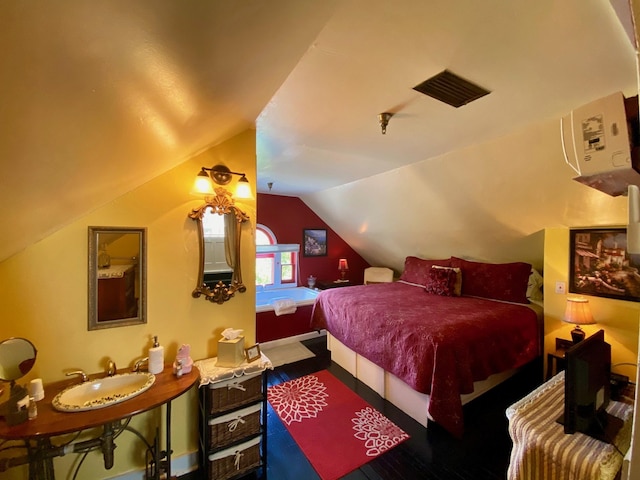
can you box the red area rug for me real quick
[268,370,409,480]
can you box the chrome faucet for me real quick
[107,359,117,376]
[132,357,149,372]
[66,370,88,383]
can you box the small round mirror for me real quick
[0,338,37,382]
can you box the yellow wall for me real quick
[0,129,257,479]
[543,228,640,381]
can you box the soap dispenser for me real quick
[148,335,164,374]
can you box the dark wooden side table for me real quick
[317,280,353,290]
[546,338,573,380]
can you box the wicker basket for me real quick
[207,372,263,414]
[208,404,262,449]
[208,438,262,480]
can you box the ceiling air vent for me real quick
[413,70,490,108]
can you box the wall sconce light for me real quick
[192,164,253,199]
[563,297,596,343]
[338,258,349,282]
[378,112,393,135]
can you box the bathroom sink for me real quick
[52,372,156,412]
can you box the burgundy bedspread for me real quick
[310,281,540,437]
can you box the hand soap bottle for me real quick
[148,335,164,374]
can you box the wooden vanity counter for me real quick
[0,366,199,440]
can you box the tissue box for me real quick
[216,336,245,367]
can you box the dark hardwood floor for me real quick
[184,334,543,480]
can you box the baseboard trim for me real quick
[105,451,198,480]
[260,330,326,350]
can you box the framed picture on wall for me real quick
[303,228,328,257]
[569,227,640,302]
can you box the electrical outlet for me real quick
[555,281,566,294]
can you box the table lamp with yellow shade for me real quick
[563,297,596,344]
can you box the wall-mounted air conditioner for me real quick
[561,91,640,196]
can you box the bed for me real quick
[310,256,544,437]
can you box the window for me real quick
[256,224,299,289]
[256,227,275,286]
[203,209,225,237]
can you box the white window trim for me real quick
[256,224,300,289]
[256,244,300,254]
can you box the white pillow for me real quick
[432,265,462,296]
[526,269,544,302]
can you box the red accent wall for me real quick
[257,193,370,285]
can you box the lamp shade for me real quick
[338,258,349,271]
[234,176,253,200]
[191,170,215,196]
[563,297,596,325]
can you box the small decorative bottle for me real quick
[28,397,37,420]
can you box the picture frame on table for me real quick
[245,344,261,363]
[569,227,640,302]
[303,228,328,257]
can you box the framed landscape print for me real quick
[569,227,640,302]
[303,228,327,257]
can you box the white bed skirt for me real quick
[327,332,517,427]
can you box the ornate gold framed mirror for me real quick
[88,226,147,330]
[189,188,249,304]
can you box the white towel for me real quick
[272,298,297,316]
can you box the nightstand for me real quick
[317,280,354,290]
[546,338,573,380]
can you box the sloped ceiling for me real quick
[257,0,637,194]
[0,0,339,262]
[0,0,637,263]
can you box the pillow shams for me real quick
[450,256,531,304]
[399,256,451,285]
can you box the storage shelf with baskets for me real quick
[198,370,267,480]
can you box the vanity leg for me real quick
[165,401,172,479]
[102,422,116,470]
[28,438,55,480]
[148,403,173,480]
[152,431,160,480]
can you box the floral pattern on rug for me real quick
[268,374,329,425]
[352,406,410,456]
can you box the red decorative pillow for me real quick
[399,256,451,285]
[424,267,457,296]
[432,266,462,296]
[450,256,531,304]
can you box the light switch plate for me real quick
[555,281,566,294]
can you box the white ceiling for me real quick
[0,0,637,261]
[258,0,637,195]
